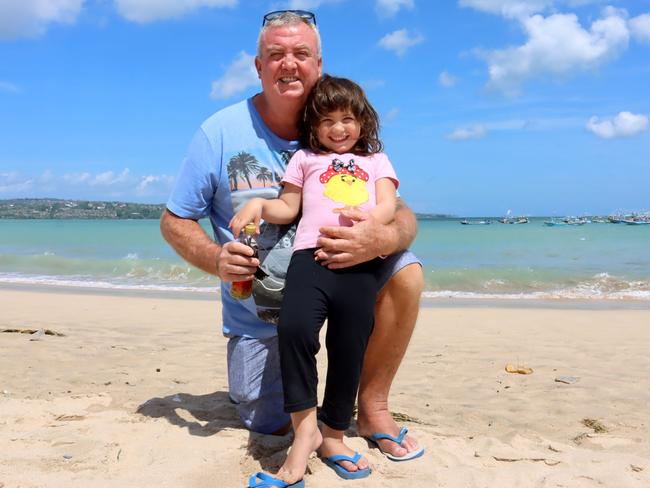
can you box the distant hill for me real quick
[415,212,456,220]
[0,199,454,221]
[0,199,166,219]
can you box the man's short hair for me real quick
[257,12,322,59]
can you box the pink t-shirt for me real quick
[282,149,399,251]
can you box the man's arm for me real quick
[160,209,258,282]
[314,198,417,269]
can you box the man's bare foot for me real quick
[357,408,420,459]
[276,425,322,484]
[318,427,370,474]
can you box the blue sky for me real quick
[1,0,649,216]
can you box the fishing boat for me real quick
[565,217,587,225]
[461,219,492,225]
[545,217,587,226]
[544,219,569,226]
[609,213,636,224]
[499,216,529,224]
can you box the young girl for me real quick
[231,74,399,486]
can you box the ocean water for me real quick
[1,218,649,300]
[412,219,650,300]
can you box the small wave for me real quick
[423,272,650,301]
[0,253,211,284]
[0,274,219,294]
[422,290,650,300]
[482,278,507,288]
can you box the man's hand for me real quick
[217,240,259,282]
[217,241,260,281]
[314,207,391,269]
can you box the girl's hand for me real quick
[229,198,264,238]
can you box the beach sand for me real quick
[1,287,649,487]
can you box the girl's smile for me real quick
[316,110,361,154]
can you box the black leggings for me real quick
[278,249,380,431]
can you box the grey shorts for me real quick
[227,250,421,434]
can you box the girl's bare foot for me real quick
[318,426,370,474]
[276,410,322,484]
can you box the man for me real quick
[160,10,423,467]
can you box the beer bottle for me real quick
[230,223,258,300]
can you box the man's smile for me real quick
[278,76,299,84]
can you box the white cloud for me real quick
[378,29,424,56]
[484,10,629,95]
[3,169,175,200]
[376,0,414,17]
[136,174,175,195]
[459,0,605,19]
[114,0,236,23]
[63,172,91,184]
[439,70,458,87]
[286,0,345,9]
[459,0,551,19]
[565,0,605,6]
[444,116,584,133]
[0,172,34,193]
[586,111,649,139]
[40,170,55,183]
[383,107,400,123]
[629,13,650,44]
[210,51,259,100]
[446,125,487,140]
[0,0,83,40]
[91,169,131,186]
[0,81,20,93]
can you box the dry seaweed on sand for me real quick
[572,432,590,445]
[1,328,66,337]
[582,418,608,433]
[573,418,608,444]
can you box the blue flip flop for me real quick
[248,472,304,487]
[323,451,371,480]
[365,427,425,462]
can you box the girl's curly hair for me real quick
[300,74,383,156]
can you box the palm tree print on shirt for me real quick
[227,151,262,191]
[279,150,292,167]
[256,167,273,187]
[272,150,295,185]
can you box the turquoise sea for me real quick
[1,218,649,300]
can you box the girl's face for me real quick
[316,109,361,154]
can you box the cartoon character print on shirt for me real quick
[319,158,370,209]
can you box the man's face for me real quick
[255,22,322,105]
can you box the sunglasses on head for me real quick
[262,9,316,26]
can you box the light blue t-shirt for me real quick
[167,97,301,339]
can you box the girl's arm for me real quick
[368,177,397,225]
[229,183,302,237]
